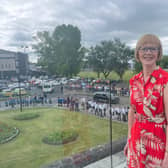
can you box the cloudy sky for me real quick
[1,0,168,62]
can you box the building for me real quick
[29,63,46,77]
[0,49,29,79]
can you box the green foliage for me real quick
[160,56,168,69]
[112,39,134,79]
[42,130,78,145]
[122,70,136,83]
[78,71,97,79]
[80,47,91,69]
[78,71,120,80]
[88,39,134,79]
[134,60,142,73]
[0,122,19,144]
[88,41,116,79]
[33,24,82,77]
[79,70,135,82]
[100,71,120,80]
[14,113,40,120]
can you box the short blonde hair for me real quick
[135,34,162,61]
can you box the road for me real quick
[0,85,130,110]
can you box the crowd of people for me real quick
[3,94,52,108]
[1,94,128,122]
[86,100,129,121]
[57,96,129,122]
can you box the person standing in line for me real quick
[122,105,126,122]
[103,103,107,117]
[113,105,117,119]
[94,102,98,116]
[126,106,129,121]
[111,105,114,119]
[60,83,63,94]
[98,103,101,117]
[67,96,70,107]
[116,105,120,120]
[100,103,103,117]
[124,34,168,168]
[119,105,122,121]
[91,101,95,114]
[44,93,47,104]
[124,106,128,122]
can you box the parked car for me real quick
[1,88,13,97]
[12,88,27,96]
[93,91,120,104]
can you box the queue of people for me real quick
[57,96,129,122]
[3,94,51,108]
[86,100,129,121]
[57,96,79,112]
[2,94,128,122]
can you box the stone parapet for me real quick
[41,137,127,168]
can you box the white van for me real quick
[42,82,54,93]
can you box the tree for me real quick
[134,60,142,73]
[79,47,90,70]
[33,31,53,73]
[88,39,134,79]
[33,24,82,77]
[122,70,136,83]
[112,38,134,80]
[88,41,116,78]
[160,56,168,69]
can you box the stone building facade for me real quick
[0,49,29,79]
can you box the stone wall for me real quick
[41,137,127,168]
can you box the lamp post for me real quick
[109,80,113,168]
[16,45,29,112]
[16,66,22,112]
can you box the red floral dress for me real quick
[127,66,168,168]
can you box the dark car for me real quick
[93,91,120,104]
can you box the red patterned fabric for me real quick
[127,66,168,168]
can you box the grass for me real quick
[0,107,128,168]
[0,122,19,144]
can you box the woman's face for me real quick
[138,43,159,66]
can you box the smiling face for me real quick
[138,44,159,66]
[135,34,162,64]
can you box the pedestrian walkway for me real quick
[84,151,127,168]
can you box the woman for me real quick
[124,34,168,168]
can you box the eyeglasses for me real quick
[139,47,159,53]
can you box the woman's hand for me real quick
[161,153,168,168]
[124,141,129,156]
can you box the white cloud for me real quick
[0,0,168,62]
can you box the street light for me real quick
[15,45,29,112]
[109,80,113,168]
[16,64,22,112]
